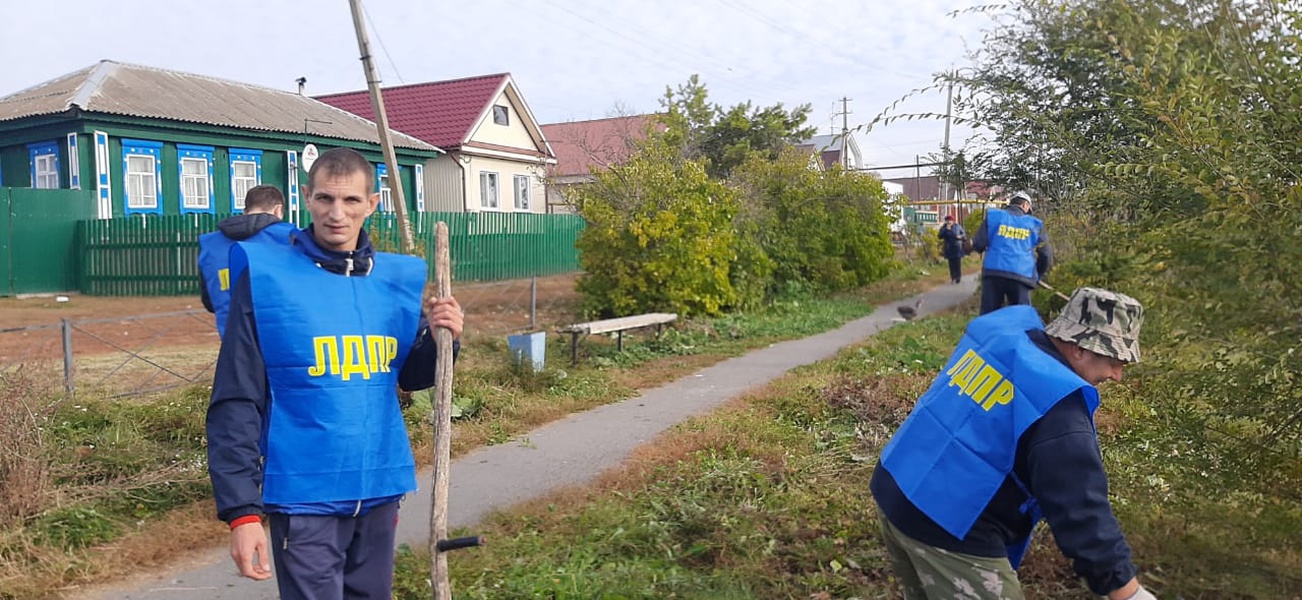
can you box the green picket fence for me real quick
[365,212,586,281]
[77,211,585,296]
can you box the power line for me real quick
[360,0,405,84]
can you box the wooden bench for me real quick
[558,313,678,365]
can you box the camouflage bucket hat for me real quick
[1044,287,1144,363]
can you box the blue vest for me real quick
[982,209,1042,281]
[879,306,1098,566]
[197,221,294,336]
[233,241,426,506]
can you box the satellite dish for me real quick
[302,144,320,171]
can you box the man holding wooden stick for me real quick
[206,147,463,599]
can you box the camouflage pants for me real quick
[877,508,1024,600]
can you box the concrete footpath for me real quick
[75,280,976,600]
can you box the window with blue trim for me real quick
[28,141,60,189]
[230,149,262,211]
[376,163,393,212]
[122,139,162,214]
[178,144,214,213]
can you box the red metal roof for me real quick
[315,73,510,149]
[540,115,662,177]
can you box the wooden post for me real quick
[348,0,415,255]
[429,222,454,599]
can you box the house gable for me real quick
[315,73,554,162]
[464,83,553,162]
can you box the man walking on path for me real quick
[206,147,464,599]
[197,185,294,337]
[938,214,967,284]
[971,190,1052,314]
[870,287,1155,600]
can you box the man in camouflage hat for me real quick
[870,288,1157,599]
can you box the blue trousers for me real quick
[268,501,400,600]
[979,275,1032,315]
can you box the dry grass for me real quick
[0,368,53,527]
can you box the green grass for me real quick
[0,261,953,598]
[393,311,1302,599]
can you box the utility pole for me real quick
[941,77,953,204]
[348,0,414,255]
[834,97,852,169]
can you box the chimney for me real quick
[296,77,307,95]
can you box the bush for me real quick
[730,150,896,294]
[575,139,745,317]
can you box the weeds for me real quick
[0,368,53,528]
[393,306,1302,599]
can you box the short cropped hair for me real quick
[307,147,374,192]
[243,185,285,212]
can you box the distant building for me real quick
[539,114,663,214]
[0,60,441,219]
[794,133,862,171]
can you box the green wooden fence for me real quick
[77,211,585,296]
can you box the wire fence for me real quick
[0,274,584,399]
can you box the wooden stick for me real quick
[429,222,453,600]
[1037,279,1072,302]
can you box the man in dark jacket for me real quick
[206,147,463,599]
[197,185,294,336]
[971,191,1053,314]
[870,287,1155,600]
[938,214,967,284]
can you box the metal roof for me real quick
[0,61,441,153]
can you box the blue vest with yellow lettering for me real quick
[982,209,1042,281]
[233,241,426,506]
[197,222,294,336]
[879,305,1098,566]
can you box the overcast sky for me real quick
[0,0,989,178]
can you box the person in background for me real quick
[197,185,294,337]
[870,287,1155,600]
[971,191,1053,314]
[938,214,967,284]
[206,147,464,599]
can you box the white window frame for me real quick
[122,139,162,214]
[479,171,500,209]
[379,172,393,212]
[181,157,210,209]
[230,149,263,212]
[35,153,59,189]
[231,161,258,210]
[125,154,158,210]
[513,174,531,211]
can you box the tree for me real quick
[928,0,1302,491]
[660,75,817,179]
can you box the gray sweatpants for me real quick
[268,501,401,600]
[877,508,1025,600]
